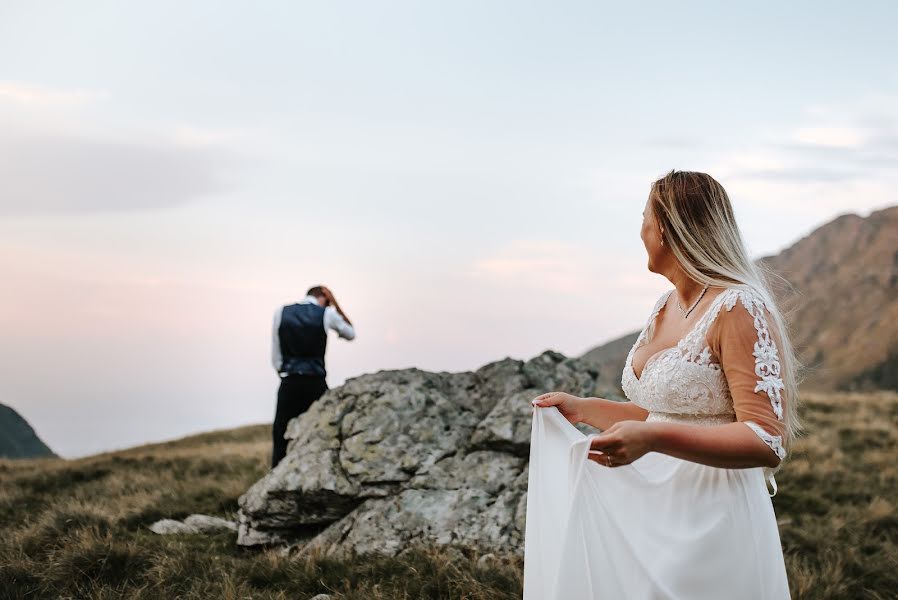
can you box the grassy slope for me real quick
[1,392,897,599]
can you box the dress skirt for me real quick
[522,406,791,600]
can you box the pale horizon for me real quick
[1,1,896,457]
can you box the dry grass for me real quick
[1,391,897,599]
[775,390,898,600]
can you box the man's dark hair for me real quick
[306,285,326,298]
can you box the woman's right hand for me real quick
[532,392,587,425]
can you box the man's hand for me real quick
[320,286,353,327]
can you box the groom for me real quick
[270,285,356,468]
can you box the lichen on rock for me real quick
[237,350,599,556]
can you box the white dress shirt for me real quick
[271,294,356,373]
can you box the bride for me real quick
[523,170,801,599]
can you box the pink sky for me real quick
[1,2,896,456]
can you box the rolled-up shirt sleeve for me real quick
[708,293,787,464]
[271,307,283,372]
[324,306,356,340]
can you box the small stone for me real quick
[477,552,497,568]
[149,519,199,535]
[184,514,238,533]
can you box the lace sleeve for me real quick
[708,289,787,463]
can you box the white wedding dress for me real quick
[522,285,791,599]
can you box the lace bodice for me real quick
[620,284,787,496]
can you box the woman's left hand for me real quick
[588,420,658,467]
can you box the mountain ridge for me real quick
[582,204,898,393]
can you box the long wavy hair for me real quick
[649,169,805,452]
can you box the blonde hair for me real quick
[650,169,805,452]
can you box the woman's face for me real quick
[641,194,665,273]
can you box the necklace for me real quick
[676,283,709,319]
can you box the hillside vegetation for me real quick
[2,391,897,599]
[759,205,898,392]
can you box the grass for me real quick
[1,391,897,599]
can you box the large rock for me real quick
[237,350,599,556]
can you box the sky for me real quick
[1,1,896,458]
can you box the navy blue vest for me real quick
[278,303,328,377]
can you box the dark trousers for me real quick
[271,374,328,468]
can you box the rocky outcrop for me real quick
[237,350,599,557]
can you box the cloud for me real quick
[0,81,108,106]
[640,135,705,149]
[469,241,586,292]
[0,130,231,216]
[732,167,861,183]
[792,126,866,148]
[718,94,898,186]
[466,240,633,296]
[0,81,237,216]
[171,125,266,148]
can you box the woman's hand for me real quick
[587,420,657,467]
[531,392,587,425]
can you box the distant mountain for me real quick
[0,403,56,459]
[580,331,639,400]
[581,205,898,393]
[759,205,898,391]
